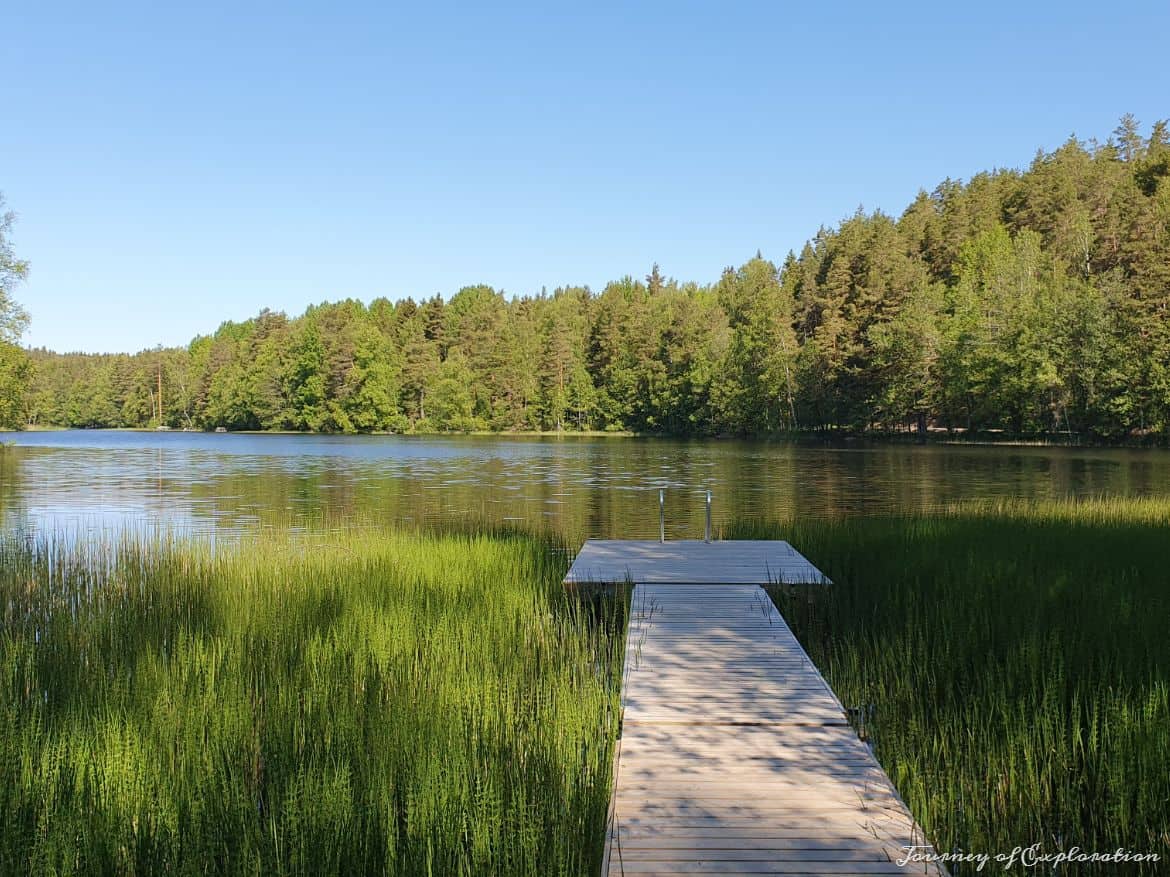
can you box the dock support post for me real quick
[705,490,712,542]
[659,489,665,543]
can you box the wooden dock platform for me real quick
[566,541,944,876]
[565,539,832,586]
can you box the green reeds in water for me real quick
[745,498,1170,876]
[8,499,1169,875]
[0,527,624,875]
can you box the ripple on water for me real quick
[2,431,1168,540]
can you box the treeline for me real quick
[21,118,1170,438]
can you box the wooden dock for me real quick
[565,540,832,587]
[566,540,944,876]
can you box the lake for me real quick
[3,430,1170,540]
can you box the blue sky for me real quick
[4,0,1168,353]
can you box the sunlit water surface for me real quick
[3,431,1170,541]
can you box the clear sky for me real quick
[4,0,1168,354]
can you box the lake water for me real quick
[3,431,1170,541]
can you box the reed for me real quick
[6,499,1168,875]
[742,498,1170,875]
[0,527,623,876]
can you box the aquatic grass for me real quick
[744,498,1170,875]
[0,527,623,876]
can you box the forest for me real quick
[6,117,1170,439]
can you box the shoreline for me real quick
[8,424,1170,449]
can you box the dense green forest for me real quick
[6,117,1170,437]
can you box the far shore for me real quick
[7,423,1170,449]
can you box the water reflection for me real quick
[2,431,1169,541]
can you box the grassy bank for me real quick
[0,528,624,876]
[741,499,1170,875]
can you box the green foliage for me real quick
[0,196,29,345]
[0,194,30,429]
[0,527,623,875]
[286,322,328,431]
[0,341,30,428]
[337,322,402,431]
[427,353,477,431]
[20,117,1170,439]
[714,257,795,432]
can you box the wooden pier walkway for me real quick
[566,540,944,876]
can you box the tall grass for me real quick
[743,498,1170,875]
[7,500,1169,875]
[0,527,623,876]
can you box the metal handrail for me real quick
[705,489,712,542]
[656,488,715,542]
[658,489,665,543]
